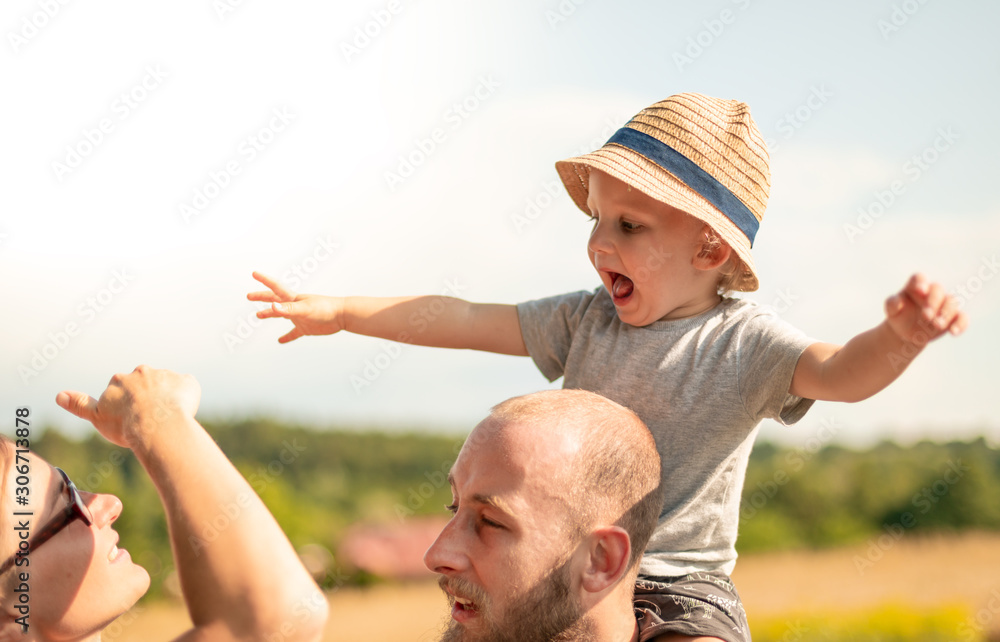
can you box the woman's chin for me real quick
[41,570,150,642]
[132,563,153,597]
[101,569,152,632]
[112,562,153,613]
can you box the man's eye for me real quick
[445,503,458,514]
[480,515,503,529]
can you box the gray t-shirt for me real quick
[517,288,815,576]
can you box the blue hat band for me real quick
[605,127,759,246]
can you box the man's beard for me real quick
[437,560,596,642]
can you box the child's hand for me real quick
[247,271,345,343]
[884,273,969,344]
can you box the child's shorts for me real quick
[633,571,751,642]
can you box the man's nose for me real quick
[423,516,468,575]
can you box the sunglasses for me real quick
[0,468,94,575]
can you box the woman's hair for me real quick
[0,435,14,598]
[703,226,747,295]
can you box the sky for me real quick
[2,0,998,448]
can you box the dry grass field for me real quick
[102,531,1000,641]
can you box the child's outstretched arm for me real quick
[247,271,528,356]
[789,273,968,403]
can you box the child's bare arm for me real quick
[789,273,968,403]
[247,271,528,356]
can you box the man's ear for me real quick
[579,525,632,594]
[693,227,732,271]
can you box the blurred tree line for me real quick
[34,417,463,596]
[739,436,1000,551]
[32,419,1000,598]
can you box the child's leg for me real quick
[634,572,751,642]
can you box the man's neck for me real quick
[578,594,640,642]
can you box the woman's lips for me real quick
[108,534,130,563]
[109,545,131,563]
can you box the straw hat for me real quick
[555,93,770,292]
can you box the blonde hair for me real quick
[0,436,14,598]
[704,226,748,295]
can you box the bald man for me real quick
[424,389,663,642]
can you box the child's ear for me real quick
[693,227,732,271]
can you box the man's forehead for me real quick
[451,417,580,506]
[465,416,583,461]
[446,470,519,513]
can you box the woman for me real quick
[0,366,327,641]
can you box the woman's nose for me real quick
[82,492,123,528]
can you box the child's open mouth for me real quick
[611,272,634,302]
